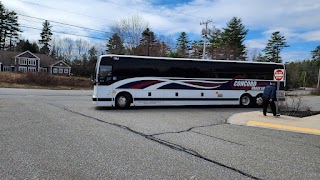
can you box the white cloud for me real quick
[299,31,320,42]
[245,39,267,49]
[282,51,311,62]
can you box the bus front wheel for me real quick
[116,93,132,109]
[240,94,252,107]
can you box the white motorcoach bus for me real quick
[92,55,285,108]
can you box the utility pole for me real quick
[200,20,212,59]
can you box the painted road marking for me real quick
[247,121,320,135]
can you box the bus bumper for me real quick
[92,96,113,107]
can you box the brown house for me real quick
[0,50,71,75]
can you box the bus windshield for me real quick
[98,65,112,84]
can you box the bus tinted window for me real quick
[105,56,283,80]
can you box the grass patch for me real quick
[0,72,92,90]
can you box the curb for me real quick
[227,111,320,135]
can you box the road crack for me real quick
[45,102,260,180]
[148,123,225,136]
[192,131,245,146]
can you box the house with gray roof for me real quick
[0,50,71,75]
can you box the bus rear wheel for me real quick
[240,94,252,107]
[255,94,263,107]
[116,93,132,109]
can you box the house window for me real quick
[18,66,27,72]
[53,68,58,73]
[19,58,27,65]
[64,69,68,73]
[3,66,12,72]
[40,68,47,73]
[28,59,36,66]
[59,69,63,73]
[28,67,36,72]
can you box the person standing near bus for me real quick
[262,82,279,116]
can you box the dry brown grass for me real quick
[0,72,92,90]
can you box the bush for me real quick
[311,89,320,95]
[0,72,91,89]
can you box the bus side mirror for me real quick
[91,74,97,85]
[92,80,97,85]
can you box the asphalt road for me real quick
[0,88,319,179]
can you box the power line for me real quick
[15,0,205,25]
[18,13,111,34]
[19,17,80,31]
[15,0,115,22]
[20,25,107,41]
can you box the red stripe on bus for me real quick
[131,80,162,89]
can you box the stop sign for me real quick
[274,69,285,81]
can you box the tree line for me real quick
[0,1,319,88]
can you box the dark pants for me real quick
[262,98,276,116]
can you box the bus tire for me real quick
[240,94,252,107]
[115,93,132,109]
[255,94,263,107]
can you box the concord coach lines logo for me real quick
[233,80,257,87]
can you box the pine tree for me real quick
[0,2,21,50]
[256,53,268,62]
[208,27,223,59]
[189,40,203,59]
[107,33,125,54]
[6,11,21,50]
[0,2,6,49]
[311,45,320,61]
[39,20,53,54]
[15,39,39,53]
[176,32,190,57]
[263,31,289,63]
[222,17,248,60]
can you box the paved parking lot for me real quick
[1,88,320,179]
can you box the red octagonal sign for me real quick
[274,69,284,81]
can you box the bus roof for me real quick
[100,54,285,66]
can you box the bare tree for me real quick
[110,14,149,53]
[50,37,62,59]
[75,38,89,60]
[249,48,258,61]
[61,37,74,63]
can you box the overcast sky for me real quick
[2,0,320,62]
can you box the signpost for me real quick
[274,69,285,115]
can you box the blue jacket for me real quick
[262,85,276,101]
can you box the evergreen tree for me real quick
[167,51,182,58]
[176,32,190,57]
[50,44,57,58]
[15,39,39,53]
[189,40,203,59]
[39,20,53,54]
[6,11,21,50]
[0,2,21,50]
[107,33,125,54]
[208,27,224,59]
[263,31,289,63]
[0,2,6,49]
[256,53,268,62]
[88,47,98,76]
[222,17,248,60]
[311,45,320,61]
